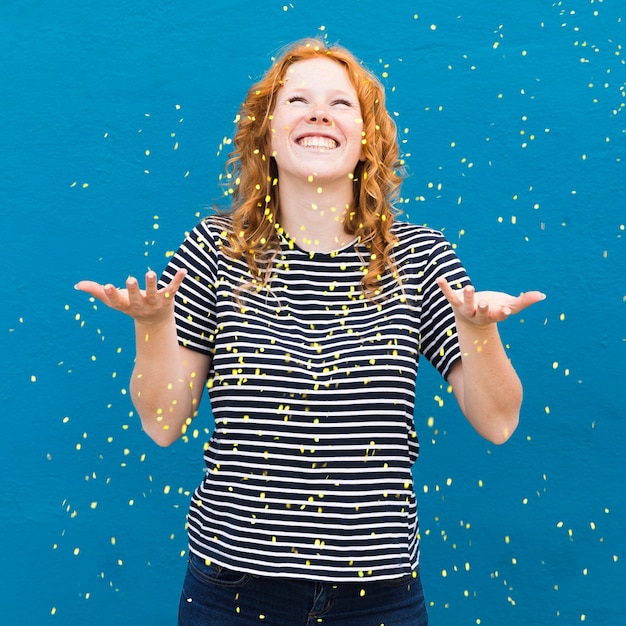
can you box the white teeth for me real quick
[298,136,337,149]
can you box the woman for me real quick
[76,38,544,626]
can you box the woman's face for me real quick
[269,57,365,187]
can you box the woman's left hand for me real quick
[436,277,546,327]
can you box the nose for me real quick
[307,103,331,124]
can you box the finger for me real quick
[125,276,144,308]
[102,283,130,310]
[521,290,547,307]
[74,280,106,300]
[462,285,477,318]
[161,268,188,298]
[476,298,490,319]
[436,276,462,305]
[75,280,123,309]
[512,290,547,314]
[435,276,449,294]
[144,271,159,301]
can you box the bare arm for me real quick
[75,270,211,446]
[438,278,545,444]
[131,320,210,446]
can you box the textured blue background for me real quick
[1,0,624,624]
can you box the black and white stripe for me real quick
[160,215,469,582]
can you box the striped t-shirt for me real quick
[160,214,470,582]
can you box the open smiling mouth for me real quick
[297,136,338,150]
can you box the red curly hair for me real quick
[222,38,404,298]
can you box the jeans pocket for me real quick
[188,553,251,588]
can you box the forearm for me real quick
[454,318,522,444]
[130,316,196,446]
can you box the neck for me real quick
[277,176,354,253]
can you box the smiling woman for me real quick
[269,56,366,247]
[76,37,544,626]
[223,39,404,299]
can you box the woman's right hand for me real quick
[74,268,187,325]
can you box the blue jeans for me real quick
[178,553,428,626]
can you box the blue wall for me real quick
[1,0,624,624]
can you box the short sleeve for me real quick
[158,220,219,355]
[417,232,471,379]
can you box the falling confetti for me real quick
[13,3,618,625]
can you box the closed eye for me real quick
[285,96,355,107]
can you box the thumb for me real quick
[516,290,547,312]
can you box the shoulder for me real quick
[391,219,448,239]
[200,212,233,238]
[184,212,233,251]
[391,220,453,256]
